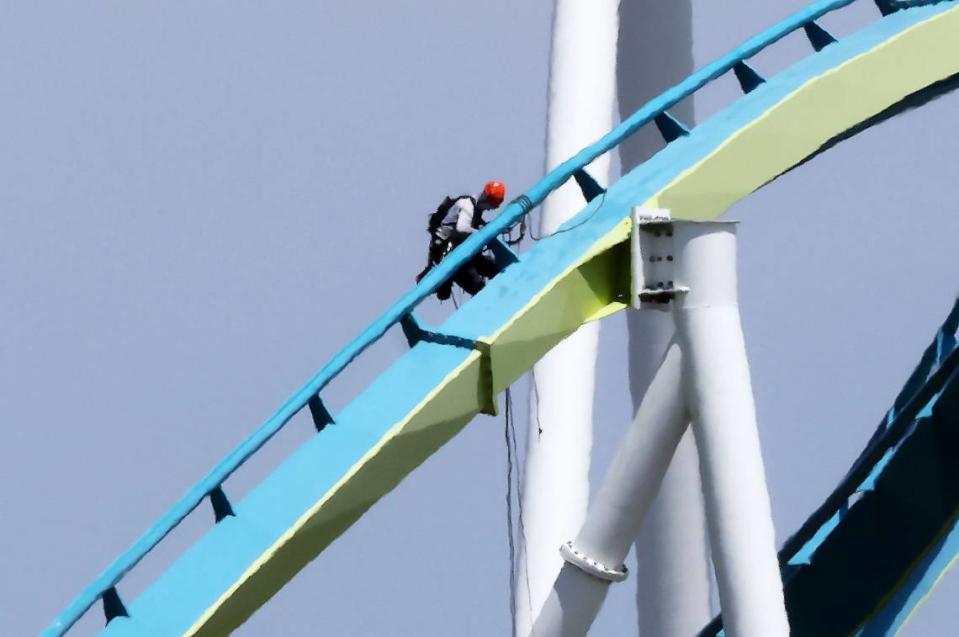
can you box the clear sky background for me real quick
[2,1,958,635]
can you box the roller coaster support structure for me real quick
[516,0,618,631]
[532,214,788,637]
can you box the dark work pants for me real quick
[435,242,500,301]
[453,252,500,295]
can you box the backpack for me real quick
[428,195,475,234]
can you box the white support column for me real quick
[673,222,789,637]
[532,340,690,637]
[532,219,788,637]
[633,423,712,636]
[516,1,620,634]
[628,277,711,637]
[618,2,712,634]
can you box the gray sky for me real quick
[2,2,958,635]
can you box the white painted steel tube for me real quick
[518,341,597,632]
[672,222,789,637]
[628,309,711,637]
[516,1,620,634]
[633,425,712,636]
[531,340,689,637]
[618,0,712,631]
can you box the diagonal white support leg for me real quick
[673,222,788,637]
[532,219,788,637]
[531,340,689,637]
[628,310,712,637]
[634,427,712,635]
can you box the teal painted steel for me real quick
[654,111,691,142]
[860,501,959,634]
[783,300,959,569]
[804,21,839,51]
[43,1,958,634]
[102,340,478,636]
[733,61,766,94]
[699,298,959,636]
[572,168,606,203]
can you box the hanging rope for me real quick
[503,387,533,635]
[504,387,518,635]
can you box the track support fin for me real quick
[733,61,766,94]
[572,168,606,203]
[308,395,335,432]
[488,237,520,268]
[803,22,837,52]
[399,313,477,350]
[102,587,128,624]
[209,485,235,523]
[874,0,897,16]
[654,112,691,143]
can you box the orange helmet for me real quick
[481,180,506,207]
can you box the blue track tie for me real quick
[101,587,128,624]
[488,237,520,268]
[307,395,335,432]
[208,485,235,523]
[400,312,477,350]
[654,111,691,143]
[572,168,606,203]
[875,0,897,15]
[889,0,952,8]
[733,61,766,93]
[399,312,427,348]
[803,21,838,51]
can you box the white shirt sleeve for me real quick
[444,198,475,234]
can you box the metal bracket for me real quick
[400,313,496,416]
[102,586,129,623]
[488,237,520,268]
[559,541,628,583]
[630,207,689,309]
[308,395,335,432]
[803,21,837,52]
[400,313,478,350]
[733,61,766,94]
[208,485,235,523]
[654,111,691,143]
[572,168,606,203]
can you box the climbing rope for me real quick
[503,387,533,635]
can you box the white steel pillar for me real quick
[673,222,789,637]
[632,423,711,635]
[532,340,690,637]
[515,0,620,634]
[531,217,788,637]
[618,2,712,634]
[628,309,711,637]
